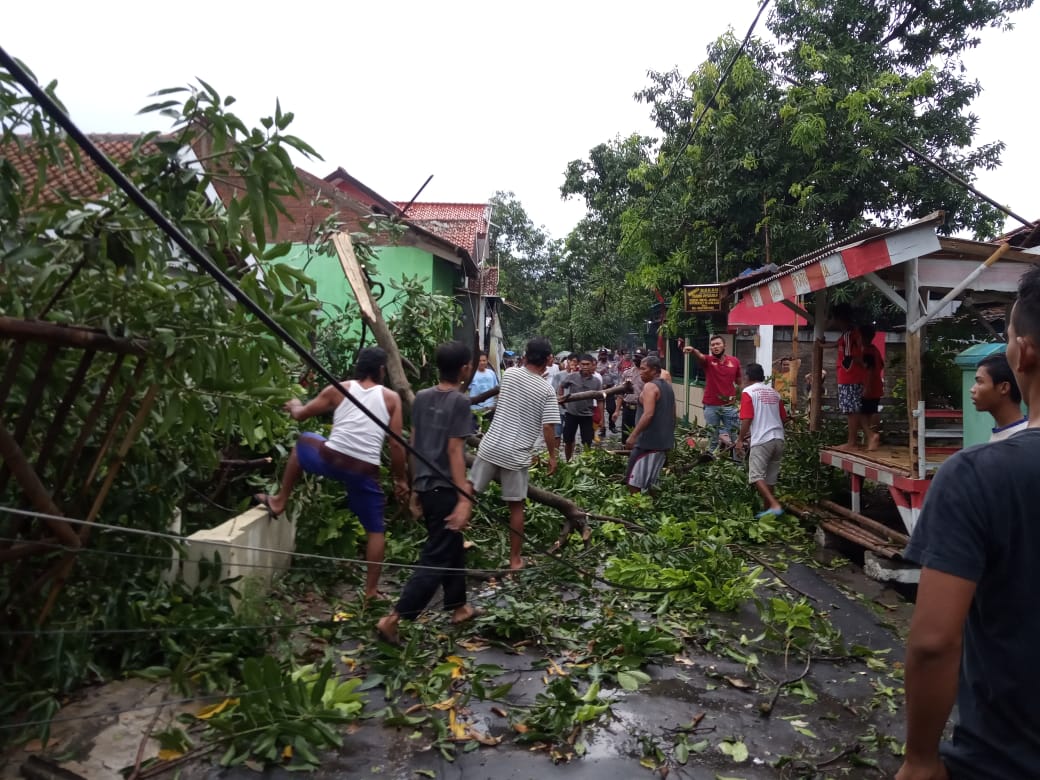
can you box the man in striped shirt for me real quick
[470,337,560,570]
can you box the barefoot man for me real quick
[255,347,407,599]
[470,337,560,570]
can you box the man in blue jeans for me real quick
[684,335,742,456]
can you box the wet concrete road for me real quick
[174,559,911,780]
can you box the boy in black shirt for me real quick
[377,342,478,644]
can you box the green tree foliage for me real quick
[560,135,656,350]
[562,0,1030,329]
[487,191,563,346]
[0,65,329,716]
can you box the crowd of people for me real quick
[250,261,1040,779]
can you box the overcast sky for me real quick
[5,1,1038,242]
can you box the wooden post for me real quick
[810,289,828,432]
[790,297,801,412]
[905,259,923,468]
[0,424,80,549]
[331,232,415,415]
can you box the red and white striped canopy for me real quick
[737,215,943,307]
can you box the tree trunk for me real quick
[469,380,631,407]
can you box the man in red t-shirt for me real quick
[684,334,742,455]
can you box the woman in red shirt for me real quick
[818,303,867,450]
[860,324,884,451]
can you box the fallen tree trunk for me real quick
[470,380,631,407]
[461,451,636,550]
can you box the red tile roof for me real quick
[395,202,490,260]
[3,134,156,202]
[324,169,487,269]
[4,137,474,271]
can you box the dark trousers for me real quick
[621,402,637,444]
[562,413,595,445]
[395,488,465,620]
[603,394,617,431]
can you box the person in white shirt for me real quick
[736,363,788,519]
[469,338,560,570]
[971,353,1028,442]
[256,347,407,599]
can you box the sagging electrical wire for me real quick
[640,0,773,216]
[0,506,534,577]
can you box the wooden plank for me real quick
[0,424,80,549]
[809,288,828,431]
[331,231,415,413]
[35,350,97,476]
[81,358,147,490]
[54,354,126,499]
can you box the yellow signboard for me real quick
[683,284,726,314]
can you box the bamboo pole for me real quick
[0,316,148,355]
[818,500,910,545]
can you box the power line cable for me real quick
[640,0,773,217]
[0,507,532,576]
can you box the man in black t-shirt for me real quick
[377,342,478,645]
[899,265,1040,780]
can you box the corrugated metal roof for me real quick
[734,211,947,294]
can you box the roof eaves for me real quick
[734,211,947,294]
[323,167,403,217]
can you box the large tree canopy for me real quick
[561,0,1031,332]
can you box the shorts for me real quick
[296,432,385,532]
[626,448,667,490]
[562,414,595,445]
[861,397,880,415]
[469,455,529,502]
[748,438,784,485]
[838,383,864,415]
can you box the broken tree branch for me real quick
[759,654,812,716]
[732,544,818,602]
[470,380,631,407]
[332,231,415,415]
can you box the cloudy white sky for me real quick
[5,1,1038,241]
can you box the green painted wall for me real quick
[279,244,455,323]
[432,256,460,297]
[278,245,353,316]
[375,246,437,302]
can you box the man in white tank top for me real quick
[255,348,407,599]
